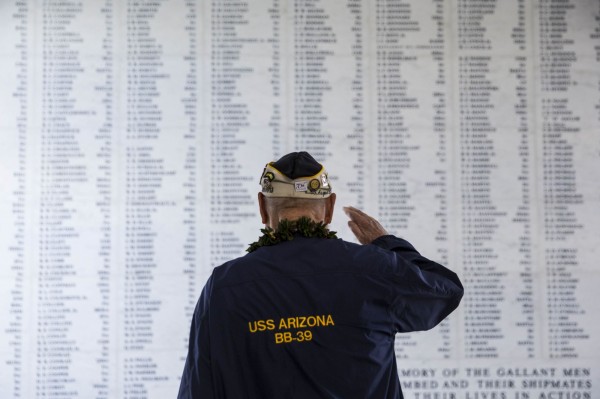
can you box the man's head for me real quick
[258,152,336,229]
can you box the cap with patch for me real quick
[259,152,332,199]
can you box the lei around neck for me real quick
[247,216,338,253]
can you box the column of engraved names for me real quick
[457,0,504,359]
[122,1,170,396]
[428,0,452,359]
[292,0,333,160]
[269,0,282,157]
[457,0,539,358]
[290,0,366,211]
[36,1,113,396]
[345,0,365,208]
[510,0,536,358]
[37,6,77,395]
[180,0,199,364]
[209,1,281,265]
[94,1,115,394]
[209,0,258,267]
[375,0,452,359]
[537,0,590,359]
[0,1,28,396]
[375,0,416,258]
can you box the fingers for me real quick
[344,206,373,244]
[347,220,367,244]
[343,206,388,244]
[343,206,367,221]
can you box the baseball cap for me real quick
[259,152,333,199]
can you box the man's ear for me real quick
[258,193,269,225]
[324,193,336,225]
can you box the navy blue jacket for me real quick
[178,235,463,398]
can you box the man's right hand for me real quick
[343,206,388,244]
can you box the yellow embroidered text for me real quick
[247,314,335,344]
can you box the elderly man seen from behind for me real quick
[178,151,463,399]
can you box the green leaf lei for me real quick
[247,216,338,253]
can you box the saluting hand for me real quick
[343,206,388,244]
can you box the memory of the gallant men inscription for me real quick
[0,0,598,398]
